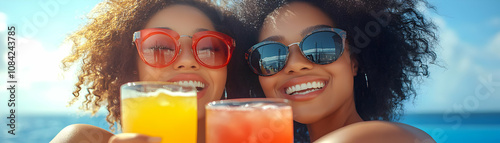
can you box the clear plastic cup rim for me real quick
[206,98,291,110]
[120,81,197,99]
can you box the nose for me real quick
[283,45,313,74]
[172,38,200,70]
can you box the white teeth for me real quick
[285,81,325,95]
[173,80,206,89]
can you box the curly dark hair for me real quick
[61,0,236,131]
[225,0,438,141]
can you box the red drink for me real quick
[206,98,293,143]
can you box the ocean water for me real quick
[1,114,112,143]
[399,113,500,143]
[1,113,499,143]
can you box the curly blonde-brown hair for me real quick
[62,0,232,130]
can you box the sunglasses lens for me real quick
[141,34,177,67]
[301,31,343,64]
[250,44,288,76]
[196,37,229,67]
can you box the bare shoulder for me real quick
[50,124,114,143]
[314,121,435,143]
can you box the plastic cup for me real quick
[206,98,293,143]
[121,82,197,143]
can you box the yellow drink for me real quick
[121,82,197,143]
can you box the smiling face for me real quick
[137,4,227,119]
[258,2,358,124]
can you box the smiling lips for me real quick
[285,81,325,95]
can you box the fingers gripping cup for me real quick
[206,98,294,143]
[121,82,197,143]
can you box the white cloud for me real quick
[19,82,77,114]
[406,14,500,113]
[488,17,500,27]
[432,15,471,91]
[487,31,500,57]
[17,37,73,88]
[433,16,460,63]
[11,37,81,114]
[0,36,109,115]
[0,12,6,32]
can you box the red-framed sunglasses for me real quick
[132,28,235,69]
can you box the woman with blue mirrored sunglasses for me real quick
[232,0,439,142]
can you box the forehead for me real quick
[259,2,335,41]
[144,4,215,34]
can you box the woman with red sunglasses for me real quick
[230,0,439,142]
[51,0,243,143]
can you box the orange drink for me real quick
[121,82,197,143]
[206,98,293,143]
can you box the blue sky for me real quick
[0,0,499,116]
[404,0,500,113]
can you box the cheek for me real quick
[207,67,227,98]
[322,58,356,100]
[259,76,278,98]
[210,68,227,85]
[137,58,163,81]
[137,58,148,80]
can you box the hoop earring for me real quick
[249,89,252,98]
[364,73,369,88]
[224,88,228,99]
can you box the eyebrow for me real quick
[194,28,210,33]
[154,27,210,33]
[156,27,171,30]
[300,25,333,36]
[261,25,333,42]
[261,35,284,42]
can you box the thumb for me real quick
[108,133,162,143]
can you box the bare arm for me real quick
[50,124,113,143]
[314,121,436,143]
[50,124,161,143]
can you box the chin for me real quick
[294,115,320,124]
[197,90,223,119]
[291,106,324,124]
[197,97,208,119]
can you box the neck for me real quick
[197,118,205,143]
[307,98,363,142]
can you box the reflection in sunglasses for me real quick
[246,28,346,76]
